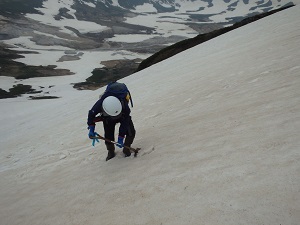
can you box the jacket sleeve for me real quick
[118,116,130,137]
[87,99,103,126]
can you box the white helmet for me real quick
[102,96,122,116]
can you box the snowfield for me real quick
[0,2,300,225]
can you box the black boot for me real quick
[106,143,115,161]
[106,150,115,161]
[123,148,131,157]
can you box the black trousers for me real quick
[103,116,136,151]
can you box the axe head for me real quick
[134,148,141,157]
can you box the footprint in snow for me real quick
[141,146,155,156]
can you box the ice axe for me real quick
[90,135,140,157]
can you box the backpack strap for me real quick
[127,90,133,107]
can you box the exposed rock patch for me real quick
[73,58,142,90]
[57,52,84,62]
[0,44,75,79]
[0,84,39,99]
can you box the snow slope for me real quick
[0,3,300,225]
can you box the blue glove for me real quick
[116,136,124,148]
[88,125,96,138]
[88,125,100,146]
